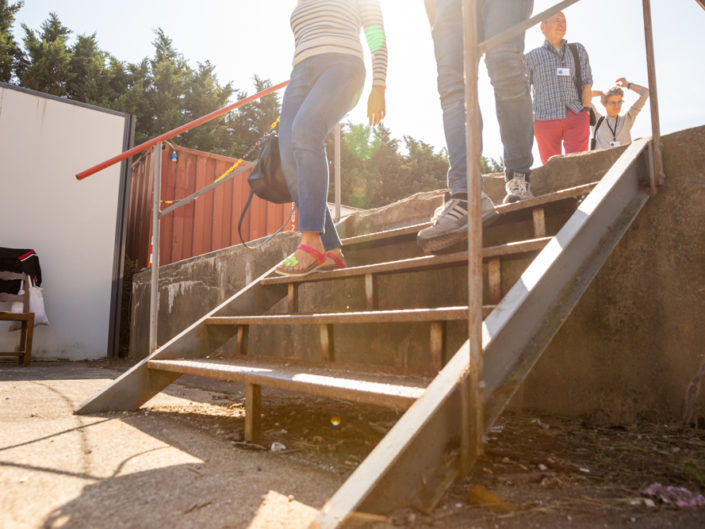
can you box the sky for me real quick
[10,0,705,167]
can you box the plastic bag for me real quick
[9,285,49,330]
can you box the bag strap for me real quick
[237,189,255,248]
[568,43,583,101]
[590,116,605,150]
[237,194,297,250]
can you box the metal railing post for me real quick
[461,0,484,473]
[641,0,664,190]
[149,142,162,353]
[334,124,342,221]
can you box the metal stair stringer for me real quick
[76,261,288,414]
[311,137,654,529]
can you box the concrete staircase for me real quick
[79,138,656,528]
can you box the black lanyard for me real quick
[606,116,619,141]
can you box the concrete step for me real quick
[204,306,493,326]
[260,237,551,286]
[340,181,597,250]
[204,307,491,372]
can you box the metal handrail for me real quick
[460,0,663,470]
[75,80,289,180]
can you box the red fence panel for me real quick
[126,144,298,269]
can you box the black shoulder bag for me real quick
[590,116,605,150]
[569,43,596,126]
[247,131,291,204]
[237,131,296,249]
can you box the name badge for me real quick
[557,67,571,77]
[609,140,621,147]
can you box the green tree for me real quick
[0,0,23,82]
[335,122,449,208]
[66,34,129,106]
[16,12,73,95]
[180,60,234,155]
[115,58,153,144]
[481,155,504,174]
[144,28,191,138]
[227,75,281,159]
[398,136,448,199]
[370,125,403,206]
[344,123,382,162]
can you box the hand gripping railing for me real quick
[459,0,663,472]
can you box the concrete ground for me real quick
[0,362,340,529]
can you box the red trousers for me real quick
[534,108,590,164]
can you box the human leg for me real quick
[481,0,534,202]
[277,54,364,273]
[279,59,312,203]
[563,109,590,154]
[432,0,469,197]
[290,55,364,243]
[482,0,534,178]
[419,0,496,251]
[534,118,566,164]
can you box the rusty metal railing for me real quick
[75,81,289,181]
[460,0,663,471]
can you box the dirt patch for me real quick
[139,380,705,528]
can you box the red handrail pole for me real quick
[76,80,289,180]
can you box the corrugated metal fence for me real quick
[126,143,297,269]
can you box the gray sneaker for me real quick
[503,172,534,204]
[417,192,498,252]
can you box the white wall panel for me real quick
[0,86,128,360]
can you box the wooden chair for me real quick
[0,271,34,366]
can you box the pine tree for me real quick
[227,75,282,159]
[16,13,74,95]
[145,28,191,137]
[180,60,234,155]
[66,34,127,107]
[0,0,23,83]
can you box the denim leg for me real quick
[279,55,364,251]
[482,0,534,180]
[432,0,471,196]
[279,61,311,205]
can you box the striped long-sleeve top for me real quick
[290,0,388,87]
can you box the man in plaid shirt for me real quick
[526,11,593,164]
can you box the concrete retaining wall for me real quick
[514,126,705,423]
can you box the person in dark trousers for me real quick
[418,0,535,253]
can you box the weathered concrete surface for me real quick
[0,362,338,529]
[334,145,623,239]
[130,232,299,357]
[130,125,705,422]
[513,126,705,422]
[130,143,622,359]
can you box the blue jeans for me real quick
[279,54,365,251]
[432,0,534,193]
